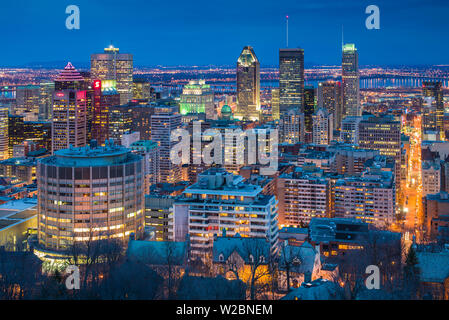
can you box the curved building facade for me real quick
[37,142,144,252]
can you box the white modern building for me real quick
[172,168,279,257]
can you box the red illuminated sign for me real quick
[93,80,101,90]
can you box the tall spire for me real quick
[341,25,344,50]
[286,15,289,48]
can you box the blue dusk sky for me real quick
[1,0,448,67]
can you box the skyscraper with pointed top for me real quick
[52,62,87,152]
[342,43,360,117]
[235,46,260,121]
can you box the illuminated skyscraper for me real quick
[0,106,8,160]
[39,81,55,121]
[423,81,444,139]
[36,142,145,255]
[271,88,280,120]
[91,79,121,146]
[279,48,304,113]
[52,64,87,152]
[358,115,402,188]
[15,85,40,121]
[304,85,315,133]
[179,80,215,119]
[8,115,24,157]
[108,104,133,144]
[52,90,87,152]
[318,81,342,129]
[342,44,360,117]
[422,97,438,136]
[236,46,260,121]
[132,78,151,101]
[150,106,182,183]
[91,45,133,105]
[280,108,305,144]
[312,108,333,145]
[54,62,87,91]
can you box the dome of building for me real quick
[221,104,232,119]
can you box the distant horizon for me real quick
[1,62,448,70]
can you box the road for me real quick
[402,115,423,243]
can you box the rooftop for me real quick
[281,278,344,300]
[40,141,141,167]
[55,62,84,82]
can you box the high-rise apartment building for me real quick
[108,104,133,144]
[340,116,362,144]
[132,78,151,101]
[236,46,260,121]
[91,45,133,105]
[423,191,449,241]
[39,81,55,121]
[36,142,145,255]
[279,48,304,113]
[8,114,24,158]
[172,168,279,257]
[130,104,157,141]
[280,109,305,144]
[423,81,444,140]
[0,106,8,160]
[422,97,438,135]
[312,108,333,145]
[358,116,401,158]
[277,166,330,226]
[304,85,315,133]
[15,85,40,121]
[318,81,342,129]
[342,44,360,117]
[422,160,441,197]
[271,88,280,120]
[150,106,182,183]
[328,145,379,175]
[358,115,402,185]
[334,170,395,227]
[130,140,160,194]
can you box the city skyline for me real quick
[1,0,449,304]
[1,0,449,67]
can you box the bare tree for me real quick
[279,242,302,291]
[241,238,271,300]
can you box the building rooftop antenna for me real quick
[286,15,289,48]
[341,25,344,49]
